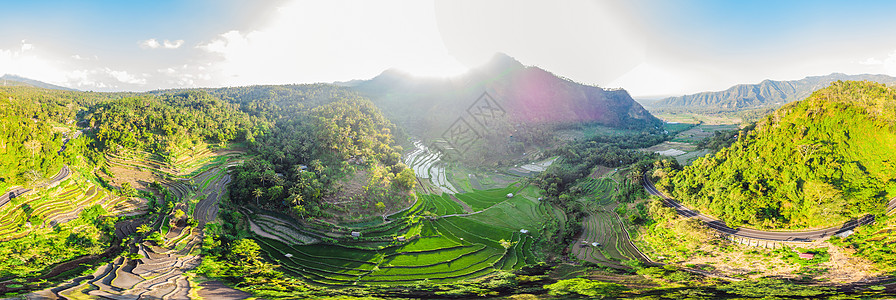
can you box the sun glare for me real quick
[395,58,470,78]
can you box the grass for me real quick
[452,185,517,212]
[421,194,465,215]
[249,180,551,286]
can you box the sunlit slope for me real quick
[249,185,551,286]
[659,81,896,229]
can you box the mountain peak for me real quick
[475,52,525,74]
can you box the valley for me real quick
[0,63,895,300]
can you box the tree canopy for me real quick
[659,81,896,229]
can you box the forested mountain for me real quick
[152,84,414,220]
[0,74,77,91]
[0,86,133,189]
[651,73,896,112]
[656,81,896,229]
[88,90,262,160]
[343,53,662,163]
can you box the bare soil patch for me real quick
[589,165,615,179]
[671,240,881,284]
[323,169,414,223]
[196,279,251,300]
[641,141,698,153]
[448,194,473,213]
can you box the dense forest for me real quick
[0,86,128,189]
[88,91,263,159]
[657,81,896,229]
[216,85,414,220]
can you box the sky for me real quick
[3,0,896,97]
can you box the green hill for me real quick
[657,81,896,229]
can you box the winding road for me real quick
[642,173,886,242]
[0,165,70,209]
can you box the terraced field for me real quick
[570,204,645,268]
[0,168,144,241]
[405,141,459,194]
[453,185,519,212]
[250,183,550,287]
[25,151,245,299]
[577,177,616,205]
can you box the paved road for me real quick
[642,173,877,242]
[888,196,896,215]
[0,165,70,209]
[1,129,79,209]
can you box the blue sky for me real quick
[2,0,896,96]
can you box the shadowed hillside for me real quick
[344,53,661,163]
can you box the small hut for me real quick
[351,231,361,237]
[520,229,529,234]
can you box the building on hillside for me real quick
[835,230,854,238]
[351,231,361,237]
[520,229,529,234]
[506,193,514,198]
[798,253,815,260]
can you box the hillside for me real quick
[651,73,896,112]
[0,74,77,91]
[344,53,661,163]
[656,81,896,229]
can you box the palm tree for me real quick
[24,139,41,156]
[253,188,264,206]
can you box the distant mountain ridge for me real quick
[341,53,661,136]
[342,53,661,163]
[0,74,77,91]
[651,73,896,111]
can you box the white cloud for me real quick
[859,57,883,65]
[106,68,146,84]
[197,0,467,86]
[63,68,149,89]
[140,38,183,49]
[20,41,34,52]
[140,39,161,49]
[162,40,184,49]
[857,50,896,76]
[0,41,69,84]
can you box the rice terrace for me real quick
[4,2,896,299]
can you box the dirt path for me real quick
[196,279,252,300]
[448,194,473,213]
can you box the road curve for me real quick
[0,165,71,209]
[642,173,877,242]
